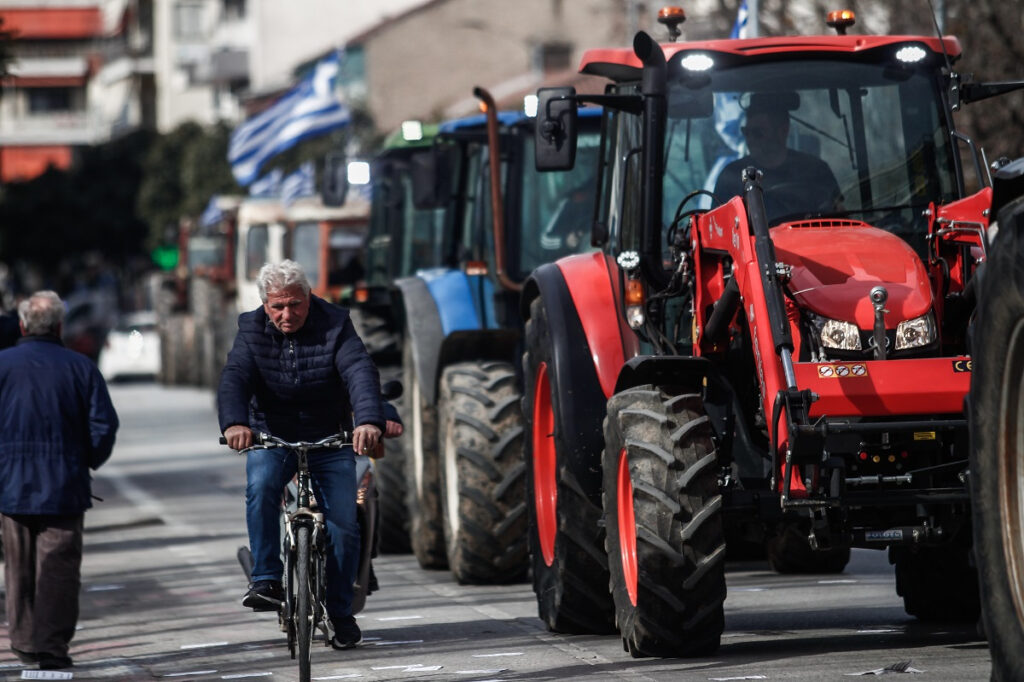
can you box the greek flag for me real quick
[281,161,316,206]
[248,168,283,198]
[229,51,350,187]
[701,0,752,206]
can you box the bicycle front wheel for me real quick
[296,525,313,682]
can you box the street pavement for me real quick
[0,383,994,681]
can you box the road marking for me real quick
[180,641,229,650]
[376,615,423,621]
[818,579,857,584]
[312,675,363,680]
[162,672,218,678]
[471,652,522,658]
[371,640,424,646]
[221,674,272,680]
[458,670,508,675]
[20,672,73,680]
[86,584,125,592]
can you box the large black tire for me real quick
[296,525,312,682]
[350,307,400,361]
[521,297,615,633]
[400,331,447,569]
[891,543,979,622]
[437,361,528,584]
[603,386,726,657]
[376,364,411,554]
[970,195,1024,681]
[764,521,850,574]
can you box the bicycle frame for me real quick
[236,431,352,682]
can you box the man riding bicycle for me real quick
[218,259,384,649]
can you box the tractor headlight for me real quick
[895,313,936,350]
[819,318,862,351]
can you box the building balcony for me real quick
[0,111,108,146]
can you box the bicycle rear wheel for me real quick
[296,525,313,682]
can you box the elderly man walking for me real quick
[0,290,120,671]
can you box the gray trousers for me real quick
[1,513,84,658]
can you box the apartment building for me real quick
[0,0,153,182]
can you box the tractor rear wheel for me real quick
[969,195,1024,681]
[400,331,447,569]
[892,543,979,622]
[438,361,528,583]
[603,385,726,657]
[349,308,399,361]
[522,296,615,634]
[765,521,850,574]
[376,364,410,554]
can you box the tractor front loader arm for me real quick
[741,169,822,500]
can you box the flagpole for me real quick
[747,0,758,37]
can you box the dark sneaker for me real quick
[242,580,284,611]
[38,653,73,670]
[330,615,362,649]
[10,648,38,664]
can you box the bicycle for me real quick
[227,431,358,682]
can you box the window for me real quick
[245,225,268,280]
[222,0,246,21]
[174,1,204,40]
[291,222,321,287]
[27,88,73,113]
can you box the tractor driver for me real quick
[713,93,842,224]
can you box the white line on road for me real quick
[180,641,229,650]
[221,674,273,680]
[162,671,218,678]
[375,615,424,621]
[471,652,522,658]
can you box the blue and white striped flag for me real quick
[248,168,283,198]
[229,51,350,187]
[281,161,316,206]
[701,0,752,206]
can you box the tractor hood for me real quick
[770,221,932,328]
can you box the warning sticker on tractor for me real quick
[817,363,868,378]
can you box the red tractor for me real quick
[525,7,1024,657]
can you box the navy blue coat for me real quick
[0,335,120,515]
[218,296,384,441]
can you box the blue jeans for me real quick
[246,447,358,620]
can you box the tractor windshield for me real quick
[662,54,958,253]
[513,127,601,277]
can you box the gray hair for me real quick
[256,259,311,302]
[18,290,65,335]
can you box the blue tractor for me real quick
[394,88,602,583]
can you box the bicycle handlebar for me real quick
[218,431,352,453]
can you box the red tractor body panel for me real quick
[557,251,639,398]
[581,35,962,73]
[772,223,933,327]
[794,357,971,417]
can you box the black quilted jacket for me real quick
[217,295,384,441]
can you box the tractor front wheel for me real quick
[603,385,726,657]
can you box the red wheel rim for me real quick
[533,362,557,566]
[617,448,638,606]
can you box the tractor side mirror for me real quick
[991,156,1024,220]
[535,87,579,172]
[322,151,349,207]
[410,146,453,209]
[381,379,403,401]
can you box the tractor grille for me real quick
[786,219,871,229]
